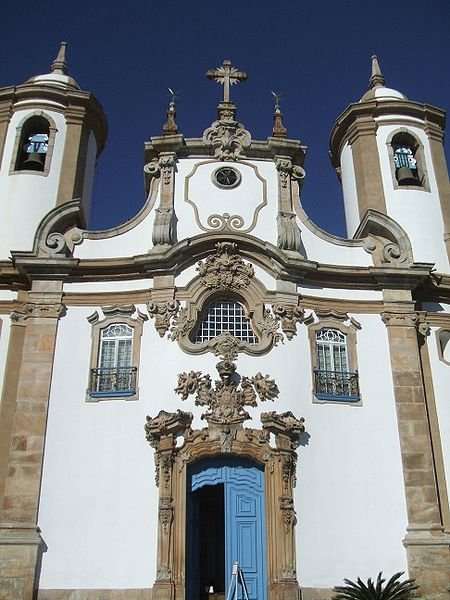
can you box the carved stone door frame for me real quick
[145,410,303,600]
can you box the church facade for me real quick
[0,45,449,600]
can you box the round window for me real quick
[212,166,241,189]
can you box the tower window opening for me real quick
[390,131,424,188]
[16,116,50,172]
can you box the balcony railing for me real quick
[89,366,137,398]
[314,369,360,402]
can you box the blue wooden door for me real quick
[189,457,267,600]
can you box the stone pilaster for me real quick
[382,303,450,599]
[152,153,177,247]
[0,281,65,600]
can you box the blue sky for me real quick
[2,0,449,236]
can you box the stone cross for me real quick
[206,60,247,103]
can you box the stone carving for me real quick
[276,157,292,188]
[156,566,172,581]
[208,331,241,361]
[144,410,193,446]
[197,242,254,291]
[206,212,245,232]
[381,312,419,328]
[169,307,196,341]
[22,302,66,319]
[273,301,305,340]
[152,208,176,246]
[159,496,174,534]
[261,411,306,451]
[203,119,251,161]
[257,308,283,346]
[277,212,302,252]
[175,359,278,429]
[357,210,414,266]
[147,300,180,337]
[160,155,175,185]
[279,496,297,532]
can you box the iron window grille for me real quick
[194,298,258,343]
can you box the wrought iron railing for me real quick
[314,369,360,401]
[89,366,137,397]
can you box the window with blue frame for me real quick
[313,327,360,402]
[89,323,137,398]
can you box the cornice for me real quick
[329,99,446,168]
[0,234,444,301]
[145,135,306,167]
[0,82,107,154]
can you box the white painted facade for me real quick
[0,52,449,600]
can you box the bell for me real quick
[21,152,45,171]
[397,166,418,186]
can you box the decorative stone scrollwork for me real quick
[261,411,306,450]
[279,495,297,532]
[256,308,283,346]
[273,300,305,340]
[381,312,419,328]
[152,208,176,246]
[159,155,175,185]
[175,359,277,431]
[159,496,174,535]
[202,119,251,161]
[275,158,292,189]
[22,302,67,319]
[196,242,254,291]
[169,307,196,341]
[147,300,180,337]
[277,212,302,252]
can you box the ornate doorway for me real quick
[187,457,267,600]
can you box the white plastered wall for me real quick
[38,295,409,589]
[0,108,67,258]
[340,141,360,237]
[376,120,449,272]
[426,328,450,518]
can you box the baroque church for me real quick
[0,43,449,600]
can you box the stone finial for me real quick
[271,91,287,138]
[51,41,69,75]
[163,88,179,135]
[369,54,386,89]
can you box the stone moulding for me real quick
[145,358,305,600]
[184,159,268,234]
[354,209,414,266]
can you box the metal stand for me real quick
[225,561,249,600]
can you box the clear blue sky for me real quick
[2,0,449,236]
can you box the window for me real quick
[308,312,361,404]
[212,166,241,189]
[194,298,257,343]
[387,130,429,191]
[87,306,147,401]
[90,323,136,397]
[9,113,57,176]
[436,329,450,366]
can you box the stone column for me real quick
[0,281,65,600]
[382,304,450,599]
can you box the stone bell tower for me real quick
[0,42,107,259]
[330,56,450,272]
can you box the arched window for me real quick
[90,323,136,396]
[9,113,57,176]
[16,116,50,171]
[87,306,147,401]
[388,130,428,190]
[194,298,258,344]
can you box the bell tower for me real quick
[0,43,107,258]
[330,56,450,271]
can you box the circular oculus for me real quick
[212,166,241,189]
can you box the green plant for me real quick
[333,572,418,600]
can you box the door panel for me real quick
[188,458,267,600]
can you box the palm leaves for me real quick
[333,572,418,600]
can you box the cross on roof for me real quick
[206,60,247,103]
